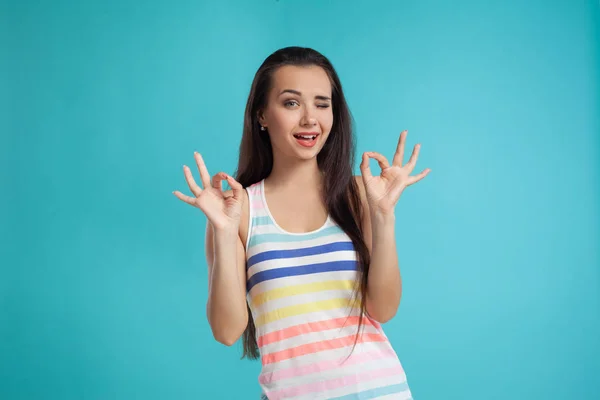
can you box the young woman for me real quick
[174,47,430,399]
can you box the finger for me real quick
[226,174,244,200]
[194,152,211,188]
[366,151,390,171]
[183,165,202,197]
[172,190,198,206]
[212,172,227,191]
[360,152,373,181]
[392,130,407,166]
[406,144,421,171]
[407,168,431,186]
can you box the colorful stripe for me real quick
[255,297,361,328]
[248,225,344,247]
[251,279,355,309]
[247,260,358,292]
[247,241,355,269]
[262,332,388,365]
[259,346,397,384]
[267,366,407,399]
[244,179,411,399]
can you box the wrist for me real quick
[214,224,239,241]
[370,210,396,225]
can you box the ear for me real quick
[257,110,267,127]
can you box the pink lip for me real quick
[293,132,319,148]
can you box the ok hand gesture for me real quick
[173,152,244,232]
[360,130,430,216]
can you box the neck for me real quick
[265,155,323,192]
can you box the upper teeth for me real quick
[299,135,316,139]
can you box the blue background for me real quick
[2,0,599,398]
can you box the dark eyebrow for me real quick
[279,89,331,101]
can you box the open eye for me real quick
[284,100,299,107]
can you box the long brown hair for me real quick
[234,46,370,361]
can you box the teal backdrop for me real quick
[2,0,599,399]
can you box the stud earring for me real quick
[260,125,266,131]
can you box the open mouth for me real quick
[293,133,319,147]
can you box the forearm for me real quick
[207,228,248,344]
[365,212,402,323]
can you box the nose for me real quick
[300,108,317,127]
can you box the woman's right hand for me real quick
[173,152,244,232]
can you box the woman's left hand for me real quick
[360,130,431,216]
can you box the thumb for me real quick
[226,175,244,200]
[360,152,373,181]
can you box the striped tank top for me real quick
[245,179,413,400]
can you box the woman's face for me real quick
[258,65,334,161]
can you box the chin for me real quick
[296,145,324,159]
[298,153,319,161]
